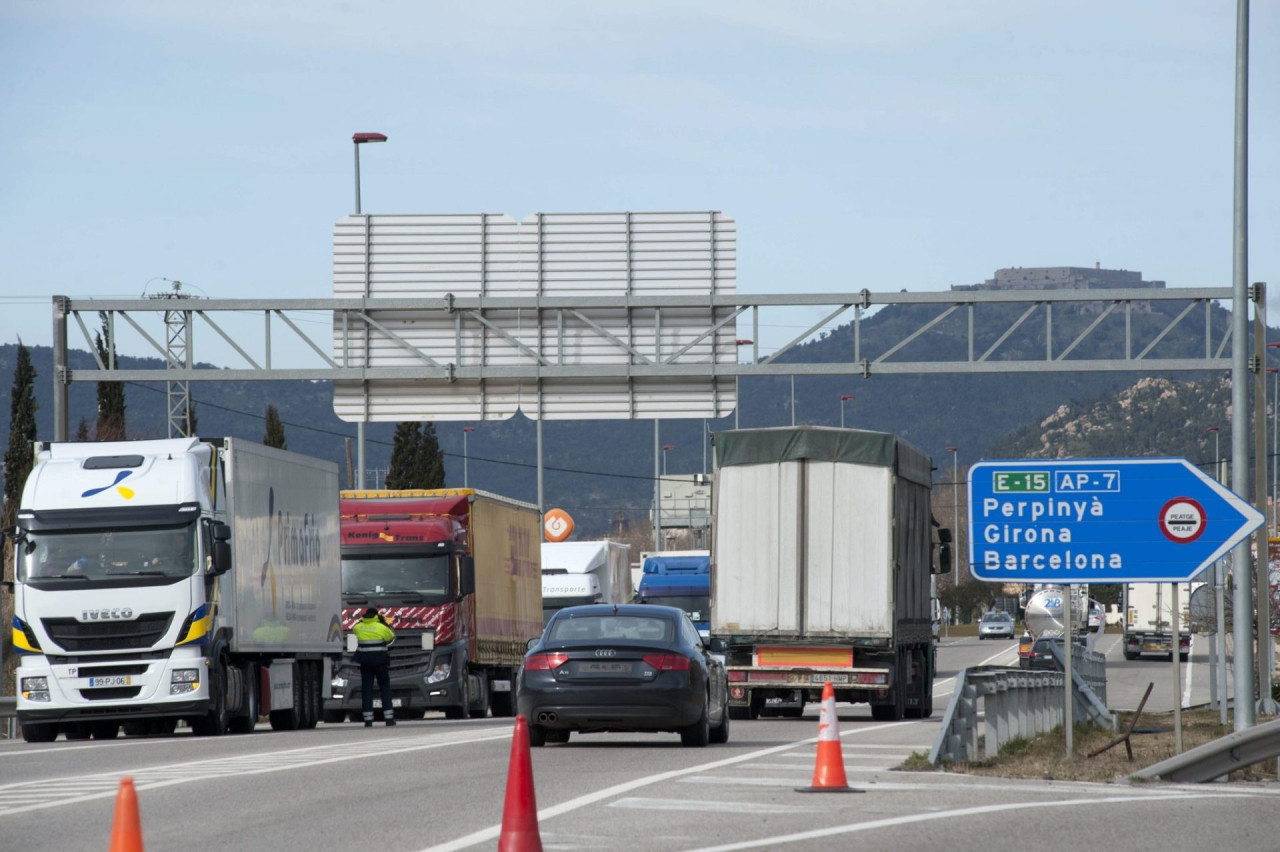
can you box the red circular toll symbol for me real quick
[1159,497,1206,543]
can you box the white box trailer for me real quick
[712,427,950,721]
[541,540,631,623]
[1122,582,1191,661]
[12,437,342,742]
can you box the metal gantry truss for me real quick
[51,286,1239,438]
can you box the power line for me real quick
[120,381,662,484]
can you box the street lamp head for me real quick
[662,444,676,451]
[462,426,476,433]
[840,395,855,402]
[945,445,958,453]
[1206,426,1219,433]
[353,132,388,144]
[735,339,753,346]
[1270,367,1279,374]
[1268,342,1280,349]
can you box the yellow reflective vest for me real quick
[352,615,395,652]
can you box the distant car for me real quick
[1021,637,1064,670]
[978,611,1016,640]
[517,603,730,748]
[1088,608,1104,633]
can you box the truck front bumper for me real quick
[16,649,213,722]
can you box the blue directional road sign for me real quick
[968,458,1264,583]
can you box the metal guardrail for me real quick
[0,697,16,740]
[929,648,1115,764]
[930,667,1065,764]
[1130,715,1280,782]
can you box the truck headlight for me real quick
[426,660,452,684]
[21,677,48,692]
[170,668,200,694]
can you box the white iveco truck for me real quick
[9,437,343,743]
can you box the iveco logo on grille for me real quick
[80,608,134,621]
[594,649,616,657]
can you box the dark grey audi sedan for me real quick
[516,603,729,747]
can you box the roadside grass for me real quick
[901,709,1279,783]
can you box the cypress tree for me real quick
[94,312,127,441]
[3,342,37,694]
[385,422,423,489]
[419,422,445,488]
[263,405,286,449]
[3,342,38,527]
[385,422,446,490]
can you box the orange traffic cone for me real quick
[498,715,543,852]
[109,776,145,852]
[795,681,861,794]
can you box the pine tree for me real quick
[263,405,286,449]
[75,419,91,441]
[94,312,127,441]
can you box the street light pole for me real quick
[1208,424,1227,724]
[662,444,675,477]
[946,446,959,563]
[462,426,475,488]
[790,375,796,426]
[840,395,855,428]
[352,132,388,491]
[734,339,753,430]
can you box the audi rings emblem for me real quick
[595,649,617,657]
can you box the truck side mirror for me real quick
[459,556,476,597]
[709,637,727,653]
[210,521,232,575]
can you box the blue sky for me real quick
[1,1,1277,365]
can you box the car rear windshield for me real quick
[548,614,674,644]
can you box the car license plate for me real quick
[1144,643,1163,651]
[87,676,131,688]
[371,699,403,708]
[812,673,850,684]
[581,662,631,674]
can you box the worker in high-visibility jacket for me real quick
[352,607,396,727]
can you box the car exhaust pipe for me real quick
[537,712,557,724]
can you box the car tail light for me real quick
[854,672,887,685]
[642,654,691,671]
[727,670,747,682]
[525,653,570,671]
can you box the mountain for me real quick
[0,281,1262,536]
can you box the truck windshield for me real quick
[640,594,710,623]
[16,524,198,583]
[342,555,451,596]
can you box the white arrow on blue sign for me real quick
[967,458,1264,583]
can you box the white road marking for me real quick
[681,792,1260,852]
[419,720,920,852]
[0,729,511,817]
[609,797,818,814]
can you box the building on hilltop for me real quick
[952,264,1166,292]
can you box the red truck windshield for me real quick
[341,554,451,597]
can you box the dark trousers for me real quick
[356,652,394,723]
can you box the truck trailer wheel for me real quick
[299,662,319,730]
[322,709,346,724]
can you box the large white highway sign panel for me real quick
[968,458,1263,583]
